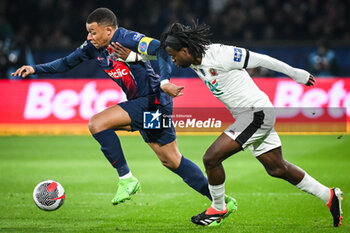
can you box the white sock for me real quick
[119,172,132,179]
[295,172,331,204]
[209,183,226,211]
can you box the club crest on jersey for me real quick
[80,41,88,49]
[139,41,148,53]
[233,48,242,62]
[209,68,218,76]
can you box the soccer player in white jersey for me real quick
[160,22,343,227]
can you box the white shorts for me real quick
[224,108,282,157]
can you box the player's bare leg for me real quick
[256,147,304,185]
[203,133,242,185]
[191,133,240,226]
[89,104,132,134]
[149,137,237,225]
[257,147,343,227]
[148,139,213,199]
[148,139,182,169]
[89,104,140,205]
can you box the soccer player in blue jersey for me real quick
[12,8,237,222]
[11,8,210,204]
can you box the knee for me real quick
[203,147,220,169]
[156,151,181,170]
[88,115,102,135]
[265,165,288,178]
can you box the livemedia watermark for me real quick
[143,107,347,133]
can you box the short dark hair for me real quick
[161,21,211,58]
[86,8,117,27]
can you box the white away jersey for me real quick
[190,43,310,116]
[190,44,273,115]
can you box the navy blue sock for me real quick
[92,129,130,177]
[173,156,212,200]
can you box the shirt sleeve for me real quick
[139,54,156,62]
[115,28,172,83]
[134,36,172,83]
[113,28,158,55]
[216,45,250,70]
[156,47,172,84]
[246,51,310,84]
[122,51,156,63]
[33,41,92,74]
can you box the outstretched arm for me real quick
[11,50,84,78]
[247,51,315,86]
[218,45,315,86]
[11,65,35,78]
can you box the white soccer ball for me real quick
[33,180,65,211]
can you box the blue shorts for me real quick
[119,95,176,145]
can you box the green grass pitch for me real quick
[0,135,349,232]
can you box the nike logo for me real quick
[97,57,104,61]
[50,194,65,200]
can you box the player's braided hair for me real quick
[161,21,211,58]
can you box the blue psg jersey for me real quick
[77,40,164,101]
[33,27,171,105]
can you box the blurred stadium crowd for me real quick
[2,0,350,48]
[1,0,350,78]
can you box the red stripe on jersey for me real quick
[104,60,137,99]
[107,47,114,54]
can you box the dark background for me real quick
[1,0,350,78]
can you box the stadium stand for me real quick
[1,0,350,77]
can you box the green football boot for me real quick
[208,195,238,227]
[111,175,141,205]
[191,194,237,227]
